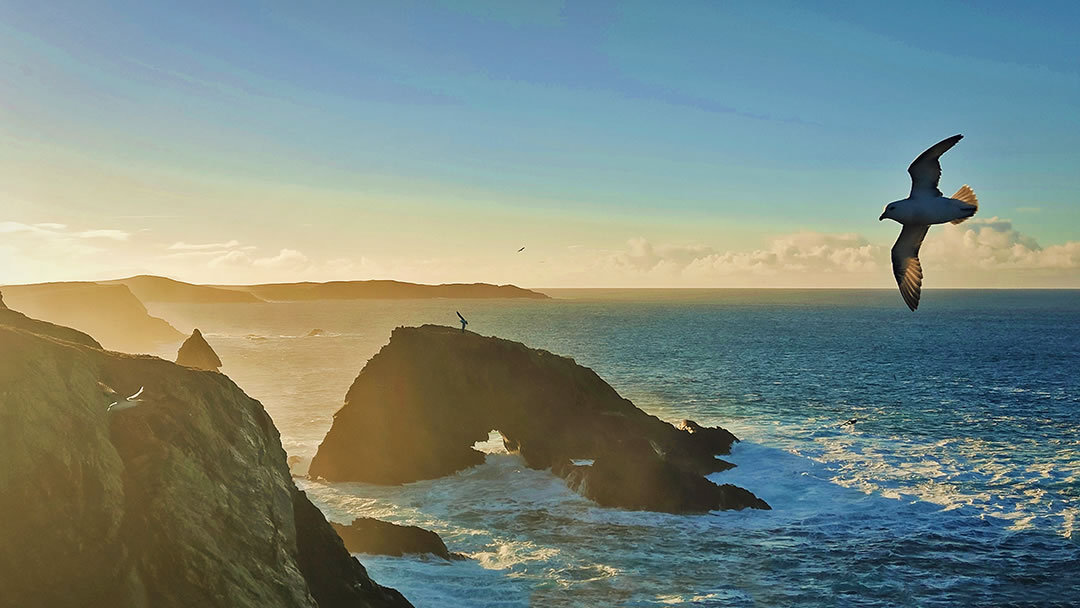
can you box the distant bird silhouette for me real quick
[879,134,978,311]
[107,386,145,413]
[840,418,858,427]
[517,246,526,252]
[456,311,468,333]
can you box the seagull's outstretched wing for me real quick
[908,134,962,198]
[891,225,930,311]
[518,246,525,252]
[128,386,144,400]
[456,311,466,323]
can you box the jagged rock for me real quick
[0,287,5,308]
[331,518,464,561]
[556,436,768,512]
[0,312,411,608]
[175,329,222,371]
[310,325,767,514]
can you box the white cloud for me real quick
[76,229,130,241]
[168,240,241,250]
[0,221,129,241]
[924,217,1080,271]
[580,220,1080,287]
[253,248,309,268]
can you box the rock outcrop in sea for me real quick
[331,518,464,561]
[176,328,223,371]
[0,308,412,608]
[309,325,768,513]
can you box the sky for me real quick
[1,0,1078,288]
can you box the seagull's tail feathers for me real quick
[949,185,978,224]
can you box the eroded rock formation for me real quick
[176,328,223,371]
[331,518,463,561]
[309,325,768,513]
[0,310,411,608]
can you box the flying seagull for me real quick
[517,246,526,252]
[840,418,858,427]
[107,386,145,413]
[879,134,978,311]
[456,311,468,333]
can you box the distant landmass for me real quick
[105,275,263,303]
[0,282,183,353]
[0,276,545,352]
[225,279,549,301]
[105,275,548,302]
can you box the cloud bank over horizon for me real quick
[2,216,1077,289]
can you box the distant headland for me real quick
[0,275,548,353]
[107,274,549,302]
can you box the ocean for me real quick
[147,289,1080,607]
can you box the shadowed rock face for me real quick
[309,325,768,513]
[331,518,463,561]
[176,328,223,371]
[0,311,411,608]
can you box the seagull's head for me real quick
[879,202,900,222]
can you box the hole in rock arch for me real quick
[471,429,511,455]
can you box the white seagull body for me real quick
[879,134,979,311]
[107,386,145,413]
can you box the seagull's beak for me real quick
[878,213,885,221]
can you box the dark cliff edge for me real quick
[309,325,768,514]
[0,310,411,608]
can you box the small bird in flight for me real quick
[840,418,858,427]
[517,246,526,252]
[107,386,145,413]
[879,134,978,311]
[456,311,468,333]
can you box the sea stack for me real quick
[0,288,6,309]
[176,328,223,371]
[309,325,768,513]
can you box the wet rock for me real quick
[331,518,465,561]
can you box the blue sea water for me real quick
[149,289,1080,607]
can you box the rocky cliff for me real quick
[1,282,183,353]
[175,328,223,371]
[0,310,411,608]
[309,325,768,513]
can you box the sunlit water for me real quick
[148,289,1080,607]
